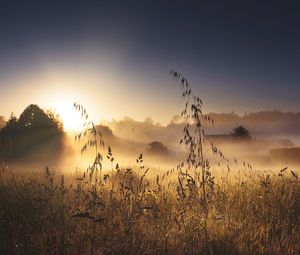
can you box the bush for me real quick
[146,141,169,156]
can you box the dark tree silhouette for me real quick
[18,105,59,130]
[231,125,251,139]
[0,104,63,160]
[147,141,169,156]
[4,114,18,133]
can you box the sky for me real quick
[0,0,299,125]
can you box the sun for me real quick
[52,102,84,132]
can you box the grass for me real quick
[1,164,300,254]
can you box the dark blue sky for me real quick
[0,0,300,121]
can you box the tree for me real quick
[147,141,169,156]
[0,104,63,160]
[231,125,251,139]
[18,104,62,131]
[4,113,19,133]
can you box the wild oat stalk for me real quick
[170,70,215,252]
[73,102,105,255]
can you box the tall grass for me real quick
[0,73,300,254]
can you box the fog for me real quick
[3,111,300,174]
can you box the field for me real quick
[1,74,300,255]
[1,161,300,255]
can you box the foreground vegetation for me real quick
[1,163,300,255]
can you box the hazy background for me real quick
[2,109,299,172]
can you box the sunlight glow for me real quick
[52,102,84,132]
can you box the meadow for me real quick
[1,72,300,255]
[1,159,300,255]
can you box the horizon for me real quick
[2,106,300,127]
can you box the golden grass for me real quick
[0,163,300,255]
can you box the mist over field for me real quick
[2,109,300,173]
[106,112,300,161]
